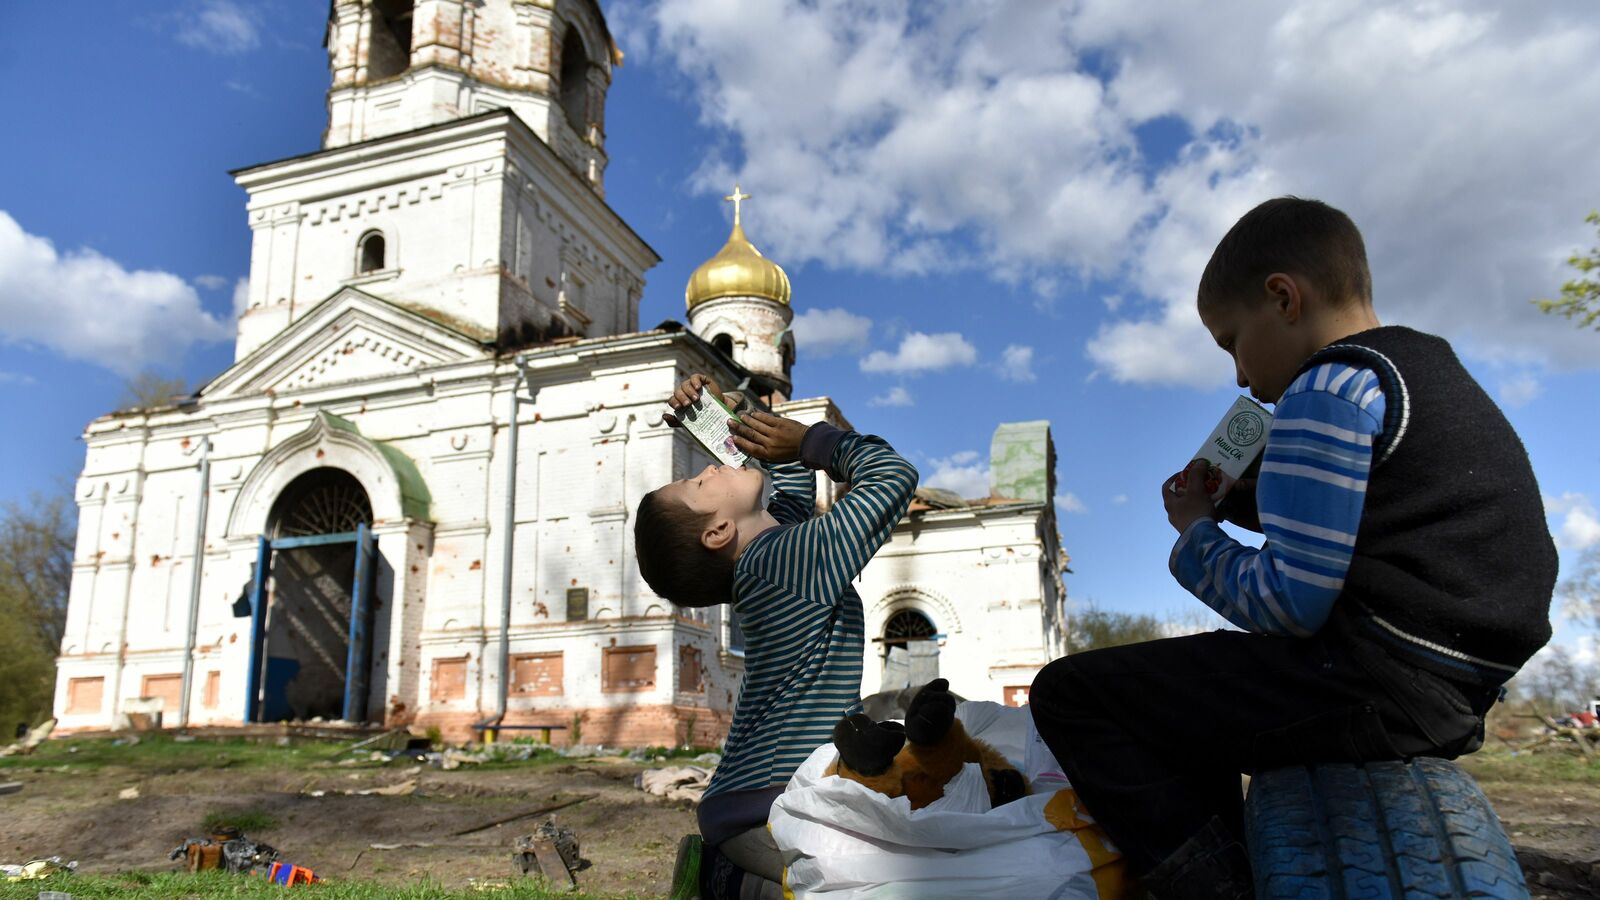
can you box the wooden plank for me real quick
[530,837,576,890]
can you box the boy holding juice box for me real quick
[1029,198,1557,897]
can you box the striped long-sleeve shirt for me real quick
[1170,362,1386,636]
[704,424,919,799]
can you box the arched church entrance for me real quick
[247,467,382,724]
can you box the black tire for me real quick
[1246,758,1529,899]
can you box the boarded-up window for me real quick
[603,645,656,693]
[141,673,183,713]
[511,652,563,696]
[678,645,704,694]
[431,657,468,701]
[67,677,104,714]
[203,671,221,709]
[1004,685,1031,707]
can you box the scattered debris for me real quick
[635,766,714,804]
[453,794,596,837]
[0,782,22,796]
[0,719,55,758]
[513,819,587,887]
[1,857,76,882]
[343,728,417,755]
[170,828,278,874]
[36,890,74,900]
[264,861,317,885]
[118,787,140,800]
[513,829,577,890]
[110,735,141,748]
[303,778,417,798]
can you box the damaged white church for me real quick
[53,0,1069,745]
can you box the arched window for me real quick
[368,0,414,80]
[268,468,373,539]
[882,609,936,658]
[358,231,386,274]
[712,333,734,358]
[559,25,589,131]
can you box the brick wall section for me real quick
[414,704,732,748]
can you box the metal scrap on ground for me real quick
[452,794,596,837]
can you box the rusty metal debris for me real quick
[452,793,595,837]
[169,828,279,874]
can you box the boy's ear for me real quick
[1264,272,1303,323]
[701,516,736,553]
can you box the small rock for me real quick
[118,786,140,800]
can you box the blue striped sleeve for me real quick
[747,432,918,606]
[763,459,816,526]
[1169,362,1385,636]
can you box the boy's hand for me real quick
[729,410,808,463]
[1163,459,1219,533]
[663,373,725,428]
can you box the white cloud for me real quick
[175,1,261,54]
[1112,494,1129,505]
[0,371,36,386]
[923,451,990,500]
[1499,372,1543,408]
[869,385,914,407]
[635,1,1600,383]
[0,212,231,376]
[1055,492,1088,515]
[792,306,871,358]
[1548,493,1600,551]
[193,274,228,290]
[232,276,251,316]
[996,344,1038,383]
[860,331,977,375]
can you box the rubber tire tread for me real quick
[1246,758,1529,899]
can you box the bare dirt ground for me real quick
[2,736,1596,898]
[1,745,697,898]
[1460,758,1600,899]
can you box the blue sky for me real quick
[3,1,1599,660]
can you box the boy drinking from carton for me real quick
[635,373,918,898]
[1029,198,1557,898]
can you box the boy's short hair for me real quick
[1198,196,1372,309]
[634,488,736,609]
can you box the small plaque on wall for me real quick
[567,586,589,621]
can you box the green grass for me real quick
[200,808,279,834]
[0,871,638,899]
[1458,745,1600,785]
[0,734,346,774]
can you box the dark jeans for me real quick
[1028,624,1497,875]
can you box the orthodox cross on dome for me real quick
[723,184,751,226]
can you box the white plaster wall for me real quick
[857,509,1061,704]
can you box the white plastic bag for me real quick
[769,702,1131,898]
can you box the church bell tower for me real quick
[324,0,616,193]
[685,187,796,402]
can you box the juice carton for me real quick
[1182,396,1273,500]
[675,389,749,468]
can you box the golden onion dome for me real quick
[685,186,791,311]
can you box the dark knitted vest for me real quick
[1299,326,1556,685]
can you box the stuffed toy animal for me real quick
[828,679,1028,810]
